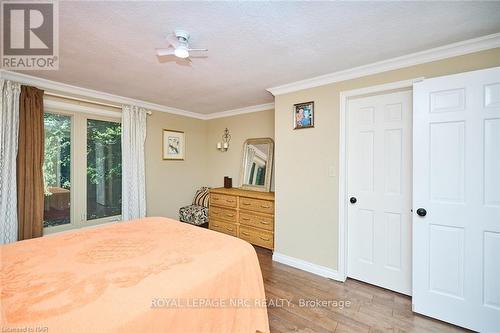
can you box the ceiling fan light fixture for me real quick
[156,30,206,60]
[174,46,189,59]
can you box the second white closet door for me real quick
[347,90,412,295]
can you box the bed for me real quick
[0,217,269,333]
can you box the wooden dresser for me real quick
[209,187,275,250]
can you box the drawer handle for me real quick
[226,214,235,217]
[259,236,270,241]
[260,221,270,225]
[242,202,251,206]
[260,205,271,209]
[242,217,250,221]
[242,232,250,236]
[226,200,235,203]
[213,224,219,227]
[212,211,219,215]
[225,227,233,231]
[213,197,220,200]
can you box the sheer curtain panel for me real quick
[0,80,21,244]
[121,105,147,220]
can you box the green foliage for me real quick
[43,113,71,195]
[43,114,122,194]
[86,119,122,186]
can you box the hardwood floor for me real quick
[255,247,469,333]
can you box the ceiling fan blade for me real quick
[187,48,208,52]
[166,34,180,48]
[156,48,175,56]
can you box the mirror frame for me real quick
[240,138,274,192]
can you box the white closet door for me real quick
[347,90,412,295]
[413,66,500,331]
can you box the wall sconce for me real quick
[217,128,231,152]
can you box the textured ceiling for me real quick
[22,1,500,114]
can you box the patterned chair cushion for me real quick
[179,205,208,226]
[192,187,210,208]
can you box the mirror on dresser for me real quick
[240,138,274,192]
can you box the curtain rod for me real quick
[44,92,152,115]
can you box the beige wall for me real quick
[206,110,275,189]
[145,109,275,218]
[145,111,208,218]
[274,48,500,270]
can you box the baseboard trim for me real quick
[272,252,345,282]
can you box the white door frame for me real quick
[337,77,424,282]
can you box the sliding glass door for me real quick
[86,119,122,222]
[43,110,122,233]
[43,113,72,228]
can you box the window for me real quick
[43,113,71,228]
[86,119,122,220]
[43,111,122,232]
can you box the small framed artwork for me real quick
[162,129,185,160]
[293,101,314,129]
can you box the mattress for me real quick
[0,217,269,333]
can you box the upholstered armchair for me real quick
[179,187,210,227]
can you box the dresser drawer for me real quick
[210,206,237,222]
[211,193,237,208]
[239,212,274,231]
[239,226,274,250]
[210,220,238,237]
[240,197,274,214]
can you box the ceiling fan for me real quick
[156,29,207,59]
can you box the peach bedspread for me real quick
[1,217,269,333]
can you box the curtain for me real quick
[0,80,21,244]
[17,85,45,240]
[121,105,147,220]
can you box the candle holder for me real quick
[217,128,231,152]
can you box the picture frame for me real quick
[162,129,185,160]
[293,101,314,129]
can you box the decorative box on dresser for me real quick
[209,187,275,250]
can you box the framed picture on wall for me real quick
[162,129,185,160]
[293,101,314,129]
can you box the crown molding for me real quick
[0,69,274,120]
[267,32,500,96]
[0,70,206,120]
[204,103,274,120]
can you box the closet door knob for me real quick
[416,208,427,217]
[350,197,357,204]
